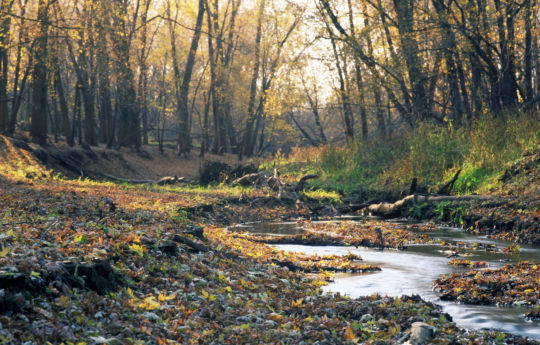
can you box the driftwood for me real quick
[367,194,492,217]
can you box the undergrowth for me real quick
[265,110,539,198]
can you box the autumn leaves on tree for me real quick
[0,0,538,152]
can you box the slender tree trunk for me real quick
[52,49,72,145]
[524,0,534,103]
[30,0,51,145]
[493,0,518,108]
[176,0,205,156]
[136,0,151,146]
[241,0,265,158]
[347,0,367,140]
[433,0,465,121]
[111,0,140,149]
[329,34,354,141]
[0,1,13,132]
[95,1,113,146]
[200,91,210,157]
[362,3,386,138]
[392,0,430,121]
[8,0,28,134]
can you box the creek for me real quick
[232,221,540,340]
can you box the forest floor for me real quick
[0,135,539,344]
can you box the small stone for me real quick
[405,322,438,345]
[60,325,76,341]
[360,313,372,322]
[263,320,278,328]
[142,312,160,321]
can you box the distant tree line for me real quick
[0,0,538,155]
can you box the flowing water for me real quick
[231,222,540,339]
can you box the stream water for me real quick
[232,222,540,340]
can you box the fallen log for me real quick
[367,194,492,217]
[172,234,210,252]
[230,172,269,187]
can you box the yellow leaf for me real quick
[141,296,161,310]
[0,247,9,257]
[344,326,355,340]
[158,292,176,301]
[127,287,134,298]
[129,244,145,256]
[291,298,303,307]
[55,295,71,308]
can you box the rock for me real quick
[60,325,76,341]
[31,320,58,338]
[404,322,438,345]
[89,336,123,345]
[262,320,278,328]
[143,312,160,321]
[360,313,373,322]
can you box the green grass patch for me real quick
[266,110,539,197]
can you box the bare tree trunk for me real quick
[362,3,386,138]
[524,0,534,103]
[347,0,367,140]
[302,79,327,144]
[30,0,51,145]
[137,0,151,146]
[0,0,13,133]
[111,0,140,149]
[392,0,430,121]
[329,33,354,141]
[96,6,114,147]
[8,0,28,134]
[433,0,465,121]
[241,0,265,158]
[493,0,518,108]
[200,91,210,157]
[176,0,205,156]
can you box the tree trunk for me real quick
[348,0,367,140]
[30,0,51,145]
[362,3,386,138]
[392,0,430,121]
[329,33,354,141]
[241,0,265,158]
[524,0,534,103]
[176,0,205,156]
[111,0,140,149]
[0,1,12,133]
[493,0,518,108]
